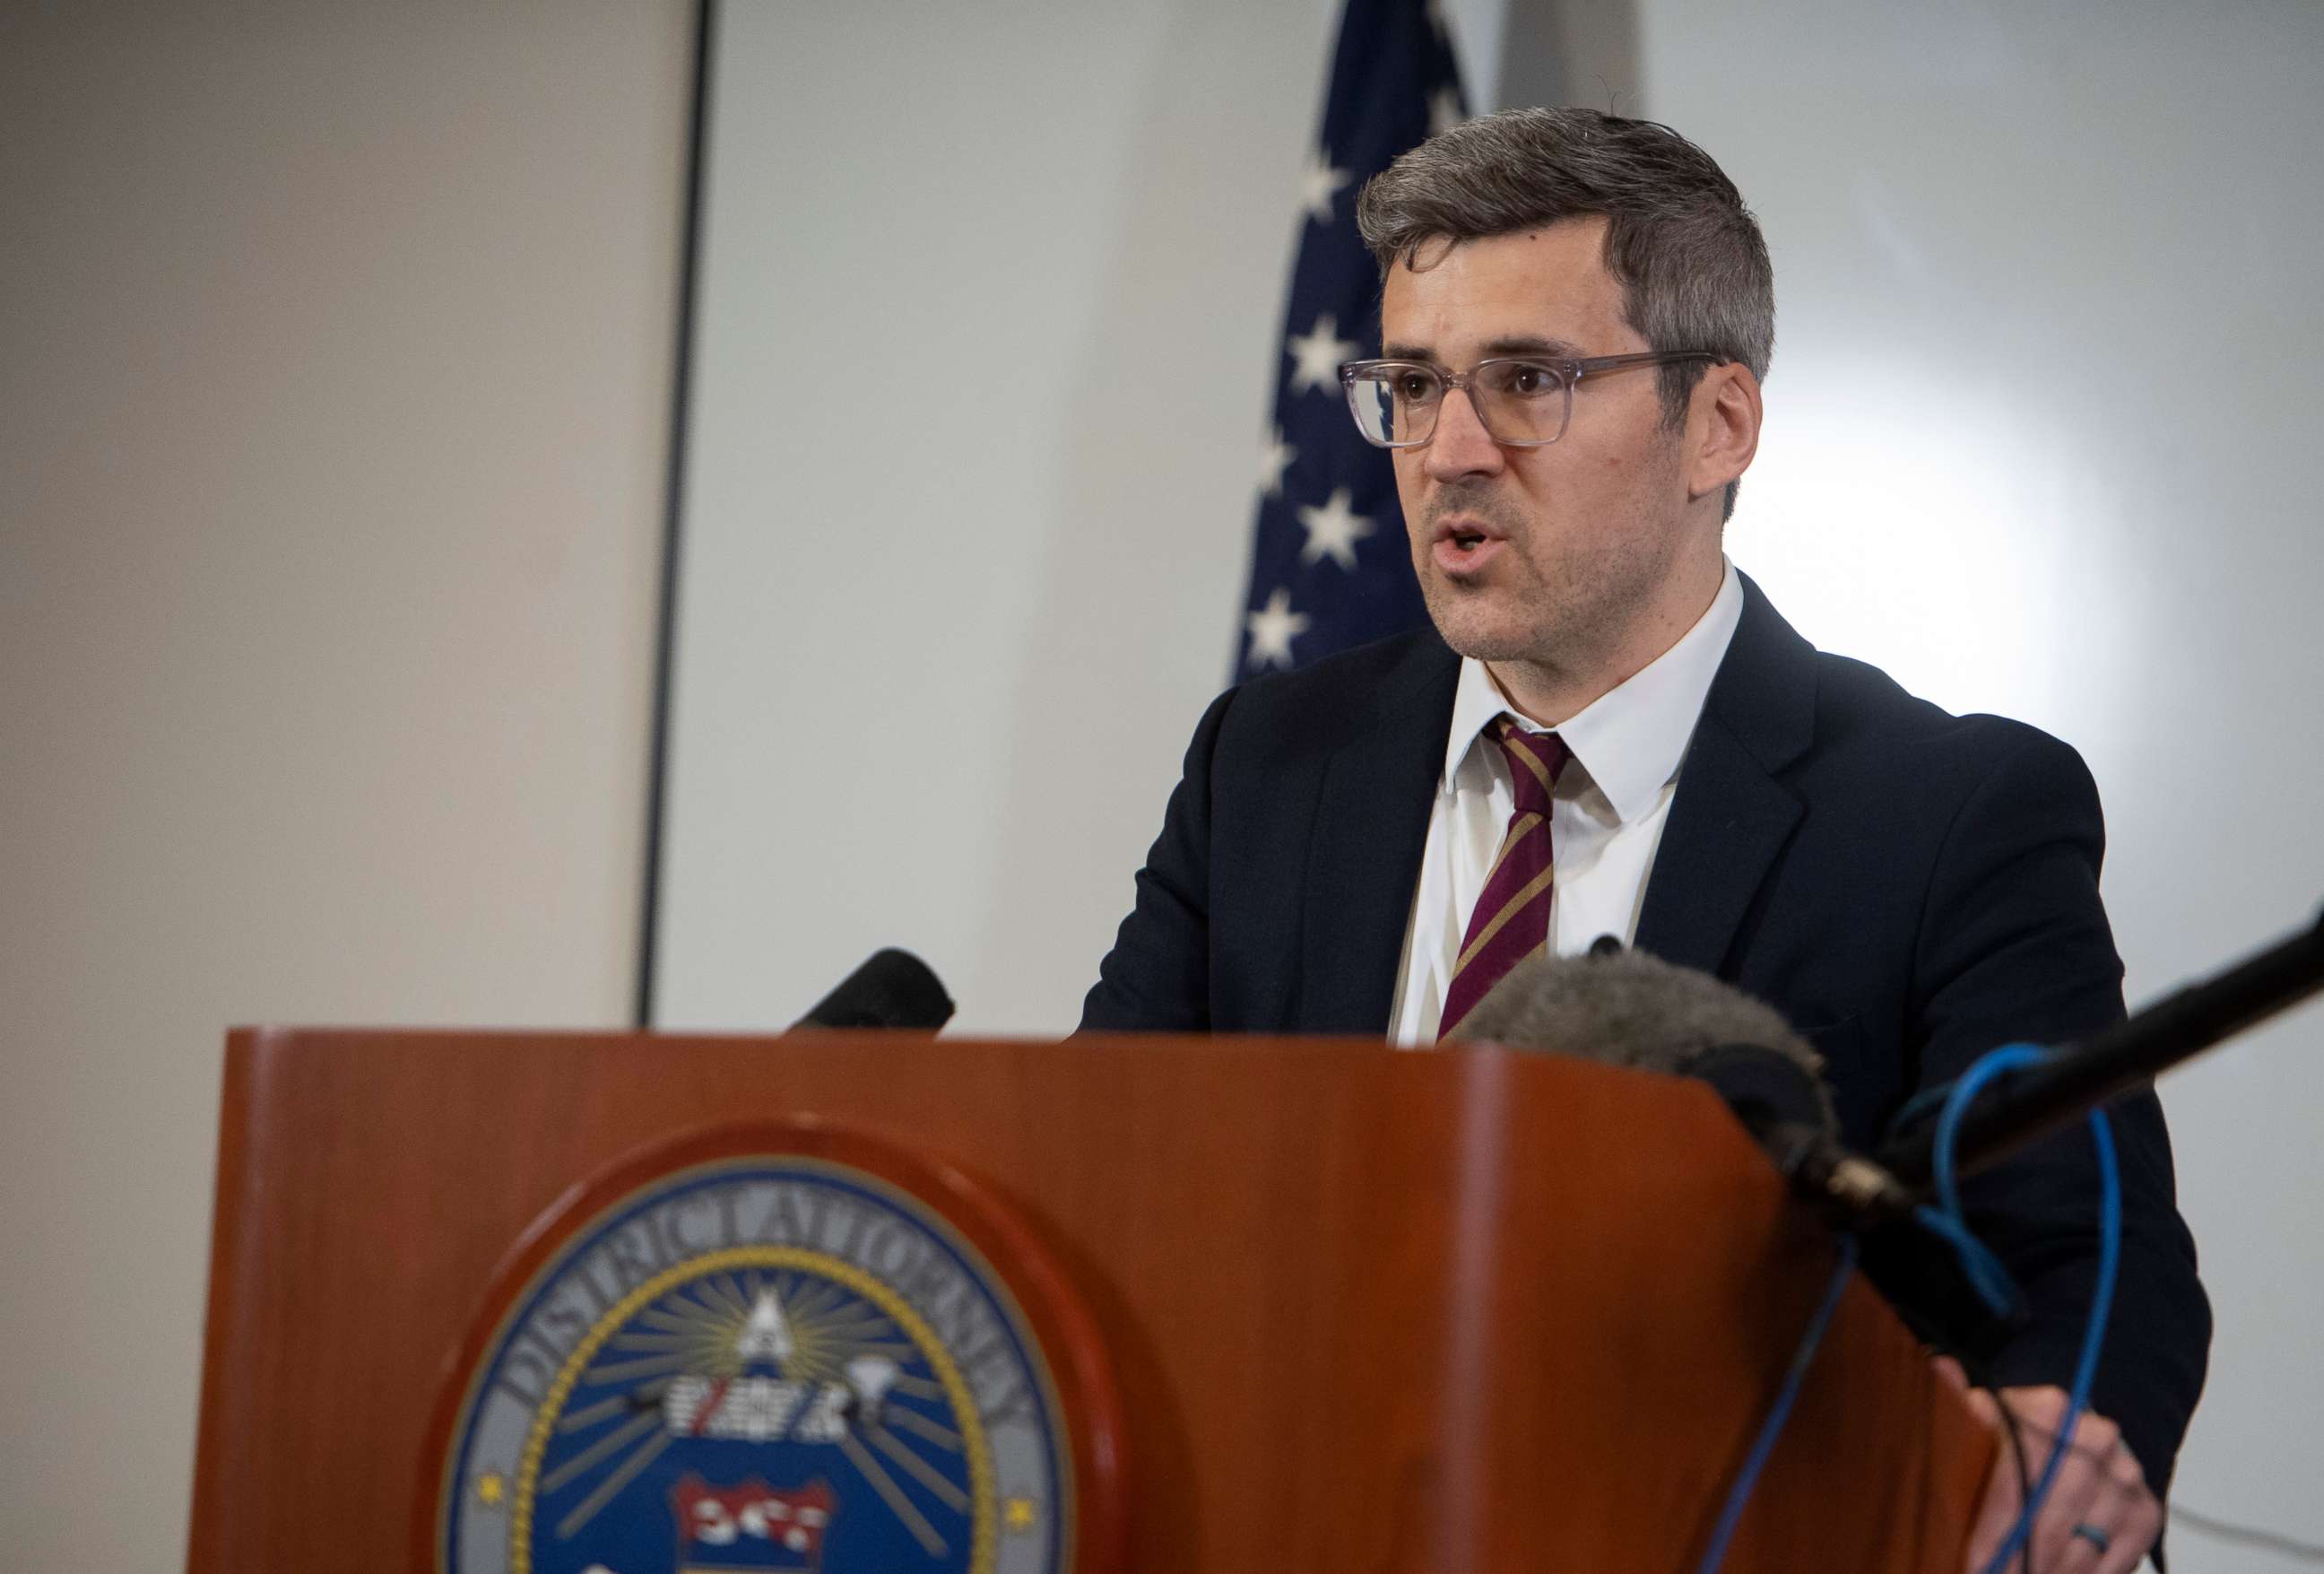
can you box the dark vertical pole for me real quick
[634,0,717,1030]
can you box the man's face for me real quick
[1381,217,1704,670]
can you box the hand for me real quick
[1934,1358,2160,1573]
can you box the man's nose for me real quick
[1425,387,1505,480]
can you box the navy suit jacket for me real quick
[1082,575,2209,1494]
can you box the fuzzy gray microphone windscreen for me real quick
[1457,947,1837,1131]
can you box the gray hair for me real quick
[1356,108,1774,517]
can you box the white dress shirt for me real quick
[1387,561,1746,1046]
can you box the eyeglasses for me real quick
[1339,351,1723,449]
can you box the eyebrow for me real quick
[1380,334,1588,362]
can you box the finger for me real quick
[1933,1359,2004,1431]
[1996,1384,2069,1451]
[2062,1465,2152,1574]
[1962,1439,2025,1574]
[2054,1510,2112,1574]
[2095,1492,2161,1574]
[2094,1454,2161,1574]
[2028,1455,2105,1573]
[2025,1413,2120,1573]
[2003,1383,2068,1422]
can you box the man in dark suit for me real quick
[1082,109,2207,1571]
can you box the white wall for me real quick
[0,4,690,1565]
[657,0,1357,1032]
[662,0,2324,1561]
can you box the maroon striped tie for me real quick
[1437,717,1569,1041]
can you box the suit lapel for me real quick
[1634,577,1818,977]
[1298,637,1460,1034]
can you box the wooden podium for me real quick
[186,1029,1993,1572]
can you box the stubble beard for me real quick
[1415,485,1682,683]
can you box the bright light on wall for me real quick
[1730,357,2147,750]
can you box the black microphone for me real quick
[793,948,955,1030]
[1877,903,2324,1198]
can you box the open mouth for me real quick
[1431,523,1505,576]
[1433,517,1503,561]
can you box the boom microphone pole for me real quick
[1875,904,2324,1202]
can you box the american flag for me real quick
[1237,0,1469,675]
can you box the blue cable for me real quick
[1928,1044,2053,1320]
[1911,1202,2021,1319]
[1929,1045,2051,1238]
[1697,1043,2122,1574]
[1973,1106,2120,1574]
[1908,1041,2123,1574]
[1692,1235,1860,1574]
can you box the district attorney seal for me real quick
[423,1123,1123,1574]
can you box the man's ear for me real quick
[1687,362,1762,504]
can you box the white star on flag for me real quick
[1297,487,1373,570]
[1258,425,1296,497]
[1286,313,1357,396]
[1430,86,1465,137]
[1299,148,1352,225]
[1244,587,1311,671]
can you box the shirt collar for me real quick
[1439,559,1746,824]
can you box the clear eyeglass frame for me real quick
[1338,351,1724,449]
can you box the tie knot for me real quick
[1493,715,1567,813]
